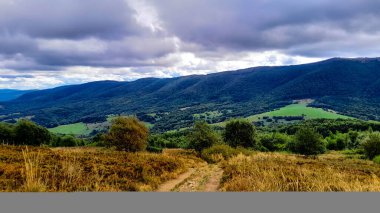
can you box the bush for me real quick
[201,144,254,163]
[148,132,189,149]
[0,123,14,144]
[288,127,325,156]
[259,132,290,152]
[361,132,380,159]
[14,120,51,146]
[187,121,220,152]
[373,155,380,164]
[224,119,256,148]
[60,136,78,147]
[325,132,349,150]
[347,130,360,149]
[105,116,149,152]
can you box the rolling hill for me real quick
[0,89,35,102]
[1,57,380,132]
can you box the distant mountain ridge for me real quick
[1,57,380,131]
[0,89,35,102]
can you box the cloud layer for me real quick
[1,0,380,89]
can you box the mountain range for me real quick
[0,89,36,102]
[1,57,380,132]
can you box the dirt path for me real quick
[204,166,223,192]
[156,163,223,192]
[156,169,195,192]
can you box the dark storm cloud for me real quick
[0,0,140,39]
[0,0,177,71]
[1,0,380,89]
[148,0,380,56]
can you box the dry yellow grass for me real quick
[220,152,380,192]
[0,145,199,192]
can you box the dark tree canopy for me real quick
[187,121,220,152]
[224,119,256,148]
[14,120,51,146]
[361,132,380,159]
[289,127,325,156]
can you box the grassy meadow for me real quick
[220,152,380,192]
[0,145,201,192]
[49,123,92,135]
[247,103,353,121]
[1,145,380,192]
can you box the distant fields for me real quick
[49,123,91,135]
[49,119,153,136]
[247,103,353,121]
[49,103,355,135]
[214,103,354,127]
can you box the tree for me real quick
[105,116,149,152]
[188,121,220,152]
[14,120,51,146]
[260,132,290,151]
[224,119,256,148]
[361,132,380,159]
[325,132,349,150]
[289,127,325,156]
[347,130,360,149]
[0,123,14,144]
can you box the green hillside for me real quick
[248,104,353,121]
[49,122,91,135]
[214,103,354,127]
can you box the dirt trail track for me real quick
[156,164,223,192]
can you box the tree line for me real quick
[2,116,380,162]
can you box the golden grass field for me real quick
[220,152,380,192]
[0,145,201,192]
[1,145,380,192]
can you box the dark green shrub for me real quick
[347,130,360,149]
[187,121,221,152]
[14,120,51,146]
[224,119,256,148]
[0,123,14,144]
[325,132,349,150]
[259,132,290,151]
[288,127,325,156]
[60,136,78,147]
[373,155,380,164]
[361,132,380,159]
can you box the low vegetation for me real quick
[0,146,199,192]
[187,121,221,153]
[2,114,380,192]
[220,152,380,192]
[224,119,256,148]
[104,116,149,152]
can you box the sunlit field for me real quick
[220,152,380,192]
[0,145,201,192]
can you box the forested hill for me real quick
[1,57,380,130]
[0,89,35,102]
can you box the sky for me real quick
[1,0,380,89]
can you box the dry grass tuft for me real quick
[220,152,380,192]
[0,145,199,192]
[21,147,46,192]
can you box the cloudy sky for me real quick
[1,0,380,89]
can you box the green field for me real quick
[49,122,92,135]
[247,103,353,121]
[49,120,154,136]
[214,103,354,127]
